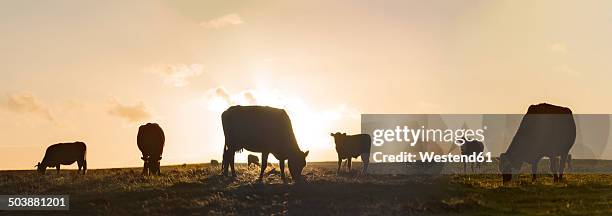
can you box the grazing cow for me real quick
[36,142,87,175]
[137,123,165,175]
[222,105,309,182]
[248,154,260,167]
[330,132,371,174]
[460,138,485,174]
[499,103,576,183]
[211,160,219,166]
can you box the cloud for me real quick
[549,43,567,53]
[151,64,204,87]
[200,13,243,29]
[243,91,257,105]
[2,92,54,121]
[108,99,152,123]
[556,64,579,76]
[215,87,232,104]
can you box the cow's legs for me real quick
[279,159,286,183]
[463,163,467,174]
[56,165,60,174]
[154,160,161,175]
[78,161,82,173]
[82,160,87,175]
[347,158,352,172]
[337,156,342,174]
[471,162,475,173]
[550,156,559,182]
[142,156,149,175]
[259,153,269,181]
[222,148,227,176]
[531,162,538,182]
[567,154,573,171]
[77,160,83,175]
[144,160,150,175]
[559,154,568,181]
[361,153,369,174]
[229,151,236,177]
[222,147,234,177]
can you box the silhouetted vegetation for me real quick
[1,162,611,215]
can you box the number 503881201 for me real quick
[8,197,66,207]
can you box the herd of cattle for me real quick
[35,103,576,183]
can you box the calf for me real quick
[248,154,260,167]
[330,132,371,174]
[460,138,485,174]
[36,142,87,175]
[211,160,219,166]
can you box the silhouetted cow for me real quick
[500,103,576,183]
[460,138,484,174]
[36,142,87,175]
[330,132,371,174]
[222,106,309,182]
[248,154,259,167]
[211,160,219,166]
[137,123,165,175]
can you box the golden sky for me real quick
[2,0,612,169]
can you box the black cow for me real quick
[460,138,485,174]
[137,123,165,175]
[36,142,87,175]
[211,160,219,166]
[330,132,371,174]
[500,103,576,183]
[248,154,260,167]
[222,106,309,182]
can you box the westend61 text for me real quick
[372,152,493,163]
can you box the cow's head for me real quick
[142,156,162,175]
[288,150,309,181]
[35,162,46,174]
[330,132,347,144]
[499,153,512,182]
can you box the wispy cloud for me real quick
[151,64,204,87]
[205,87,261,112]
[108,99,152,123]
[556,64,579,76]
[549,43,567,53]
[200,13,243,29]
[2,92,54,122]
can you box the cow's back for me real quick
[137,123,165,157]
[506,103,576,162]
[461,140,484,155]
[337,134,371,158]
[222,106,298,154]
[43,142,86,165]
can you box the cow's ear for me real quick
[304,151,309,157]
[330,133,334,136]
[342,133,346,135]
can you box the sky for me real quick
[1,0,612,170]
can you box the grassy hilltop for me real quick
[1,162,612,215]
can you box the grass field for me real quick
[1,162,611,215]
